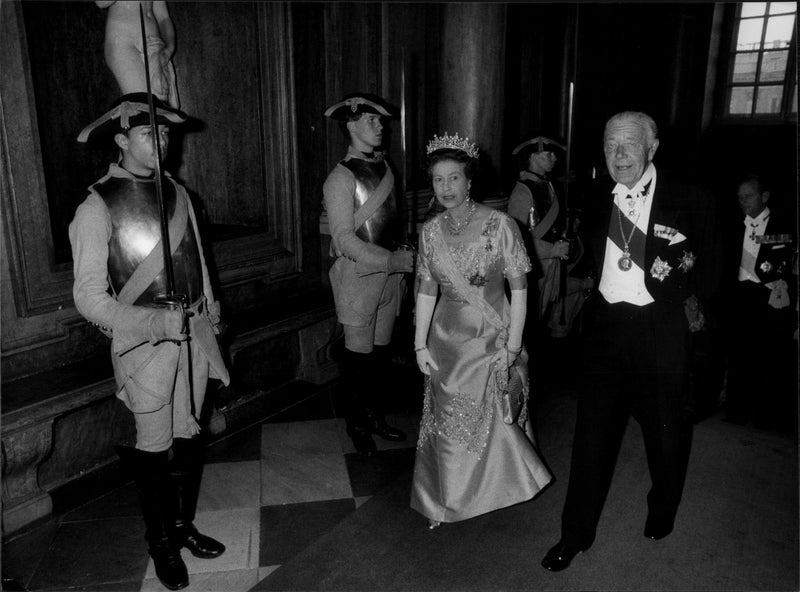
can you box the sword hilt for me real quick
[154,293,192,335]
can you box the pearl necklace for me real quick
[444,199,477,235]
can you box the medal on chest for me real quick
[617,207,641,272]
[618,250,633,271]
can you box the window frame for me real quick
[718,2,797,123]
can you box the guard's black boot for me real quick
[342,349,377,455]
[171,438,226,559]
[116,446,189,591]
[345,421,378,455]
[367,345,407,442]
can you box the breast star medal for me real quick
[650,256,672,282]
[678,251,696,272]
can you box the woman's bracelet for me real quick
[414,345,428,352]
[506,345,523,354]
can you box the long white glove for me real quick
[414,293,439,375]
[491,288,527,368]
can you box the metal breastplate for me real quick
[342,159,399,249]
[522,178,565,242]
[95,175,203,306]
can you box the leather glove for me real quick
[387,249,414,273]
[552,240,570,260]
[147,308,188,344]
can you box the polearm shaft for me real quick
[562,81,574,238]
[139,3,177,298]
[563,4,579,232]
[558,81,575,325]
[558,5,580,326]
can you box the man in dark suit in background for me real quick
[723,174,796,430]
[541,111,721,571]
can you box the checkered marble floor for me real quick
[2,392,422,592]
[5,360,797,591]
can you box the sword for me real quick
[139,5,198,433]
[400,48,408,237]
[138,3,187,327]
[400,49,419,251]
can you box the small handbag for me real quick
[501,365,525,425]
[498,349,529,425]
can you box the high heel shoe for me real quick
[427,519,442,530]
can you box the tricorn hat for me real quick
[77,92,188,143]
[324,93,395,121]
[511,136,566,155]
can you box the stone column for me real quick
[438,3,507,198]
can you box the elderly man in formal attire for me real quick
[541,111,720,571]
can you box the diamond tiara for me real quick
[426,132,479,159]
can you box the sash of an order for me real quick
[430,217,508,336]
[116,187,189,306]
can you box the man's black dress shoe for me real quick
[541,541,587,572]
[365,410,407,442]
[643,517,673,540]
[176,523,226,558]
[371,423,407,442]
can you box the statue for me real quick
[96,1,180,108]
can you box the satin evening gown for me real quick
[411,210,552,524]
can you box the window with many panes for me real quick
[724,2,797,119]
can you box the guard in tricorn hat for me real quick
[508,136,569,312]
[508,136,592,337]
[323,92,394,121]
[70,92,229,590]
[77,91,187,143]
[320,93,412,455]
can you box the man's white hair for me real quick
[606,111,658,146]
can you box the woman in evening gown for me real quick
[411,133,552,529]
